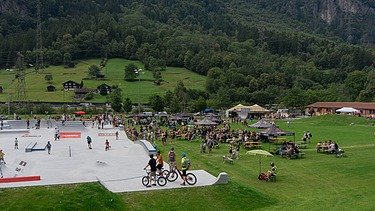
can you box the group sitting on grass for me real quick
[275,141,302,158]
[316,140,339,154]
[258,162,277,181]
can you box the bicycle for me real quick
[163,166,197,185]
[142,169,167,187]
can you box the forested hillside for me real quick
[0,0,374,109]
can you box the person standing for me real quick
[46,141,52,154]
[144,154,157,187]
[156,151,164,175]
[0,120,3,130]
[26,118,30,129]
[307,131,312,143]
[14,138,19,149]
[54,128,60,141]
[168,147,176,171]
[87,136,92,149]
[115,131,119,140]
[180,152,190,185]
[0,150,6,164]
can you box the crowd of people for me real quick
[276,141,301,158]
[316,140,339,153]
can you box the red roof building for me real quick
[306,102,375,117]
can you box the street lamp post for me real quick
[134,69,142,114]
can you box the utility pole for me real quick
[15,52,27,103]
[35,0,44,72]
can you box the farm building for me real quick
[306,102,375,118]
[62,80,82,90]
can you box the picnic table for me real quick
[244,141,262,149]
[270,137,286,144]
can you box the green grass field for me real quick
[0,58,206,103]
[1,115,375,210]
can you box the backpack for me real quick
[169,151,176,162]
[183,158,191,169]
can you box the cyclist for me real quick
[180,152,190,185]
[144,154,157,186]
[168,147,176,171]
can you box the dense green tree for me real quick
[149,94,164,112]
[44,74,53,83]
[123,97,133,113]
[124,63,139,81]
[109,89,123,112]
[88,65,101,78]
[345,71,367,100]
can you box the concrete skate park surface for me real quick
[0,120,226,192]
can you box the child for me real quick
[0,150,6,164]
[105,139,111,151]
[46,141,52,154]
[15,138,19,149]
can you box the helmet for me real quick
[182,152,186,157]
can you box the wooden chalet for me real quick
[62,80,82,90]
[97,84,112,95]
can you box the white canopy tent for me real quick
[336,107,360,113]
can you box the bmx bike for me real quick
[142,169,167,187]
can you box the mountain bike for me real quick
[163,166,197,185]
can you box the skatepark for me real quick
[0,120,227,192]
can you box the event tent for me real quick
[225,104,269,118]
[259,124,295,138]
[336,107,360,113]
[248,104,270,113]
[249,119,273,129]
[195,117,218,126]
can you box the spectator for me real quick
[0,149,6,164]
[46,141,52,155]
[15,138,19,149]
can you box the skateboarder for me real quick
[115,131,119,140]
[105,140,111,151]
[14,138,19,149]
[46,141,52,154]
[87,136,92,149]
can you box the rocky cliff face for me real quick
[320,0,364,24]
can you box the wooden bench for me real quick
[244,142,262,149]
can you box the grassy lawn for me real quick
[0,58,206,103]
[0,115,374,210]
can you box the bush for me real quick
[84,93,94,100]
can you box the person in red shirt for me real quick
[156,150,164,175]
